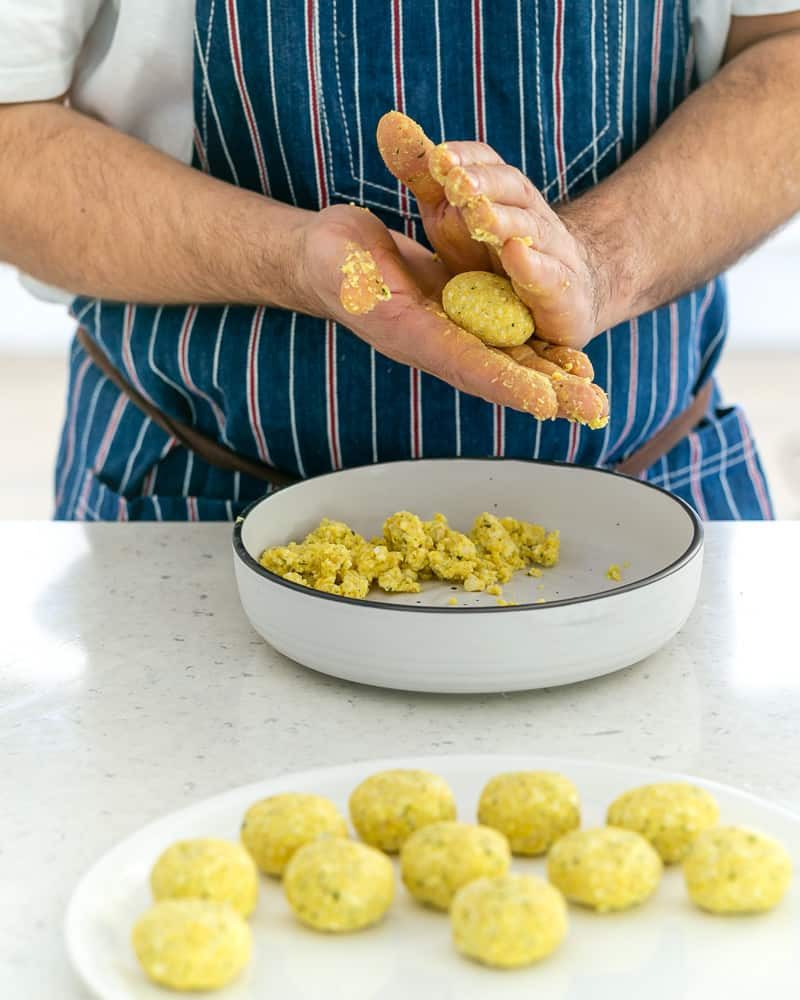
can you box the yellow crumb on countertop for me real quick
[259,511,559,601]
[447,597,458,606]
[606,564,622,582]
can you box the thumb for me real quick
[376,111,444,205]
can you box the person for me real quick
[1,2,798,522]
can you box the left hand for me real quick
[376,111,607,352]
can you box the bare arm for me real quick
[379,16,800,348]
[0,101,308,308]
[0,100,603,421]
[565,17,800,333]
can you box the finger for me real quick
[445,163,546,211]
[376,111,443,205]
[390,230,451,300]
[462,197,575,260]
[505,344,609,427]
[530,340,595,380]
[500,238,594,347]
[373,302,558,419]
[428,140,504,185]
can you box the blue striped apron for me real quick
[55,0,773,521]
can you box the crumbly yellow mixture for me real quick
[606,564,622,582]
[259,510,559,600]
[442,271,534,347]
[339,243,392,315]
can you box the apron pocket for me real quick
[316,0,625,213]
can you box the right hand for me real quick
[292,203,603,422]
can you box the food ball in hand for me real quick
[442,272,534,347]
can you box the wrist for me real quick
[557,192,637,335]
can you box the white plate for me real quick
[66,754,799,1000]
[233,459,703,693]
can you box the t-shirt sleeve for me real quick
[731,1,800,14]
[0,0,104,102]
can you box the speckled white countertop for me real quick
[1,522,799,998]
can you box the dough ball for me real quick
[150,838,259,917]
[478,771,580,856]
[283,837,395,932]
[349,769,457,852]
[132,899,251,991]
[547,826,662,912]
[451,874,568,968]
[401,821,511,911]
[442,272,534,347]
[606,782,719,863]
[241,792,348,876]
[683,826,792,914]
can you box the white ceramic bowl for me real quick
[233,459,703,693]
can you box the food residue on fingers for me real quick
[376,111,442,203]
[461,195,504,249]
[339,243,391,315]
[428,142,458,185]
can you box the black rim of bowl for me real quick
[231,458,704,614]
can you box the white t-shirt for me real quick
[2,0,798,301]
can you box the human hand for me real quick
[295,203,562,418]
[376,111,609,353]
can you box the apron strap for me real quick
[615,379,713,478]
[77,327,711,490]
[76,327,298,488]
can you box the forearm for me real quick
[0,101,312,309]
[559,30,800,333]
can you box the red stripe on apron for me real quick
[246,306,273,464]
[193,126,210,173]
[392,0,422,459]
[56,356,92,506]
[325,319,342,469]
[736,412,772,519]
[226,0,270,194]
[553,0,567,199]
[472,0,503,456]
[178,306,227,437]
[688,435,709,520]
[649,0,664,130]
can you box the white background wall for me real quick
[2,217,799,355]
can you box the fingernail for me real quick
[444,167,477,207]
